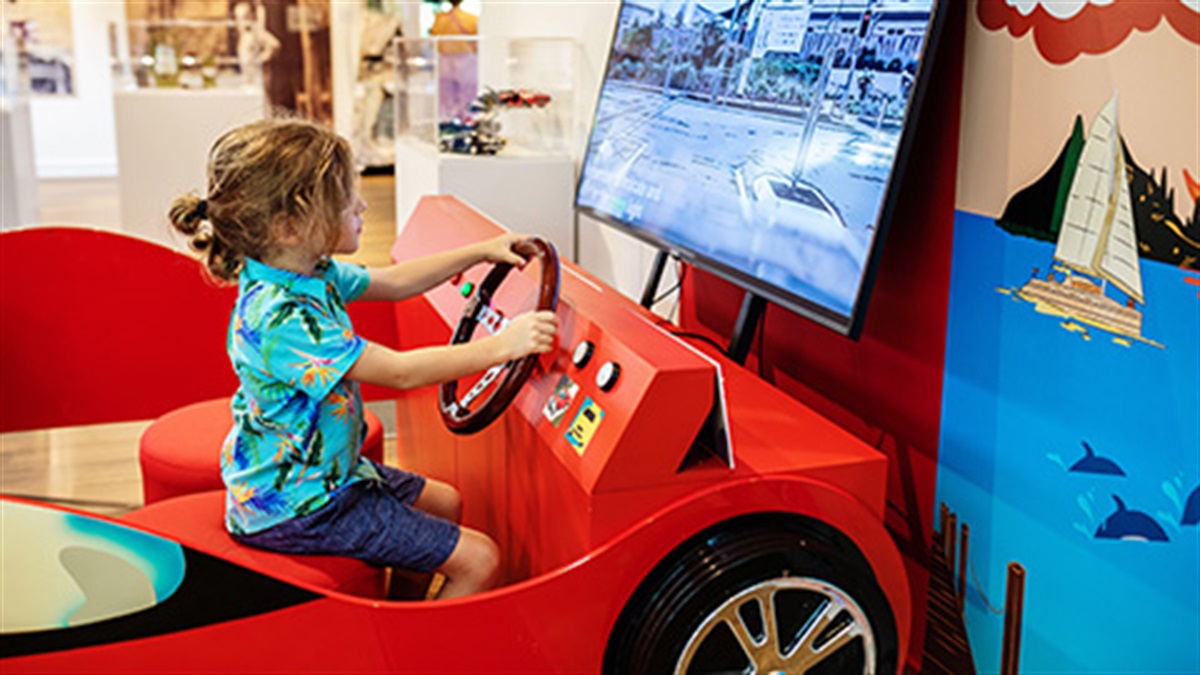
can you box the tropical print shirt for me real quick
[222,257,380,535]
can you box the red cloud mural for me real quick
[977,0,1199,64]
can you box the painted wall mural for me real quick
[938,0,1198,671]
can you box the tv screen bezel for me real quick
[574,0,949,339]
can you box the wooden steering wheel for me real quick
[439,237,560,435]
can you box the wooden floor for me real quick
[0,174,400,516]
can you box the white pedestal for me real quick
[395,137,576,260]
[1,100,40,229]
[114,88,264,250]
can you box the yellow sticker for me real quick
[565,397,604,456]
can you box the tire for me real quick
[604,515,898,675]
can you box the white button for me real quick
[596,361,621,391]
[572,340,594,368]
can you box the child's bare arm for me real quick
[358,233,528,302]
[346,310,558,390]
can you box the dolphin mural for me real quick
[1068,441,1126,476]
[1095,495,1169,542]
[1183,485,1199,526]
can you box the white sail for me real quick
[1096,145,1144,302]
[1055,95,1118,274]
[1054,92,1143,303]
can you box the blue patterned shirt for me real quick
[222,257,380,535]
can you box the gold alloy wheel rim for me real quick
[675,577,876,674]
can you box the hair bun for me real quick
[191,230,213,252]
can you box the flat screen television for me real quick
[576,0,947,337]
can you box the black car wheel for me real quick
[604,515,898,675]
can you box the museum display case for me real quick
[391,35,580,259]
[112,18,266,91]
[394,35,580,156]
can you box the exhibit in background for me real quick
[123,0,238,89]
[353,6,404,169]
[3,0,74,95]
[938,0,1199,671]
[123,0,332,124]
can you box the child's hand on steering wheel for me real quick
[477,233,531,267]
[499,310,559,360]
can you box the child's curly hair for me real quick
[168,117,357,282]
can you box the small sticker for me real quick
[565,397,605,456]
[542,374,580,427]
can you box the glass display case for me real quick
[111,18,264,91]
[394,36,580,156]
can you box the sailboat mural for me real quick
[1017,93,1147,340]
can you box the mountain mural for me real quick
[995,115,1200,271]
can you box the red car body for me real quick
[1,200,910,672]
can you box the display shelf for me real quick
[395,137,575,260]
[1,98,39,230]
[2,23,36,228]
[112,18,267,92]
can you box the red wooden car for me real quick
[1,200,910,673]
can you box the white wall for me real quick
[29,2,124,177]
[480,0,675,307]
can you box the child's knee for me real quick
[417,479,463,523]
[444,528,499,580]
[465,530,500,577]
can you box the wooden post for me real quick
[958,523,969,611]
[1001,562,1026,675]
[939,502,949,542]
[945,513,958,572]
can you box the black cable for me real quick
[652,263,726,353]
[661,328,727,354]
[650,256,687,306]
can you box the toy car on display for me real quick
[0,201,910,673]
[437,88,551,156]
[438,119,506,155]
[496,88,552,108]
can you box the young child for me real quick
[168,117,557,599]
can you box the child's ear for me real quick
[270,214,303,246]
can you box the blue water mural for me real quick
[937,210,1199,672]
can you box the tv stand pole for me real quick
[639,249,671,309]
[727,291,767,365]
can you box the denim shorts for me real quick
[234,462,461,573]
